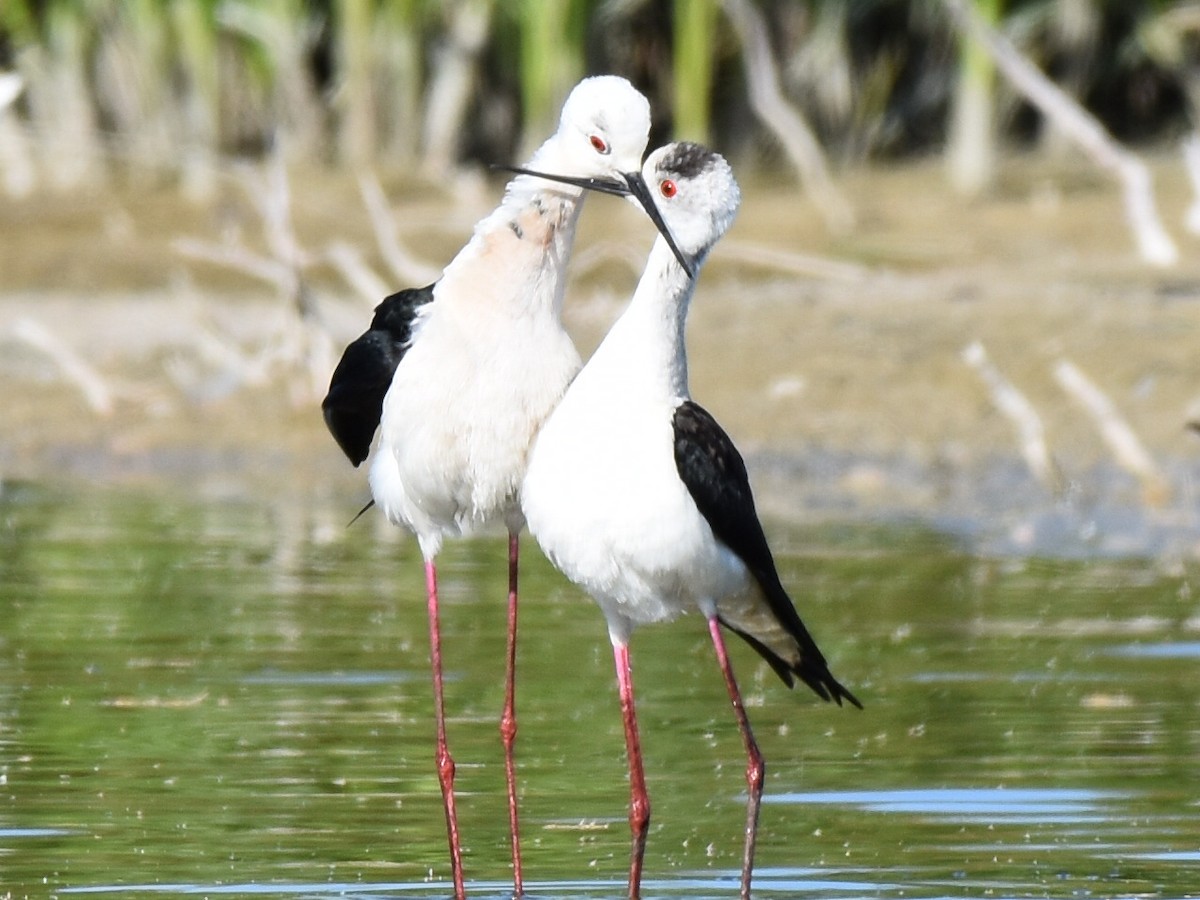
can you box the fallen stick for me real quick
[357,172,442,286]
[962,340,1060,492]
[233,156,307,303]
[12,317,114,416]
[172,237,295,294]
[326,240,392,304]
[173,158,340,406]
[567,240,652,279]
[0,72,34,197]
[419,0,492,176]
[1053,358,1169,504]
[721,0,854,234]
[0,72,21,113]
[943,0,1177,266]
[1183,134,1200,235]
[720,240,869,282]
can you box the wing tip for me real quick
[321,404,372,467]
[720,617,863,709]
[828,678,864,711]
[798,667,863,710]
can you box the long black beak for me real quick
[498,165,695,279]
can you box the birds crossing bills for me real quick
[321,76,656,900]
[519,141,861,900]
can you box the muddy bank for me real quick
[3,157,1200,557]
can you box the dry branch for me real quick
[962,341,1060,492]
[0,72,35,197]
[172,157,333,405]
[943,0,1177,266]
[720,0,854,234]
[235,156,306,301]
[0,73,20,113]
[566,240,651,279]
[357,172,442,286]
[720,240,869,282]
[1053,359,1169,505]
[326,240,392,304]
[172,237,295,293]
[12,317,114,416]
[1183,134,1200,235]
[420,0,493,176]
[569,237,868,283]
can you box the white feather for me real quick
[366,76,652,559]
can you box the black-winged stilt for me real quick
[518,142,862,899]
[321,75,653,899]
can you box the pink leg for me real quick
[425,559,466,900]
[707,617,764,900]
[500,531,524,897]
[612,641,649,900]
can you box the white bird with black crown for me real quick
[517,142,862,900]
[321,75,654,900]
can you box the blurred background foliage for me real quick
[2,0,1200,200]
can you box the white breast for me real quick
[522,361,748,642]
[369,204,583,558]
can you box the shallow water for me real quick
[2,483,1199,899]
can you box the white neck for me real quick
[437,132,588,323]
[591,238,697,401]
[499,137,588,213]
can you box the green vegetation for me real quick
[0,0,1196,194]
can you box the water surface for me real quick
[2,483,1198,898]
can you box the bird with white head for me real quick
[322,75,653,900]
[519,142,862,900]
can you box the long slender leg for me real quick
[425,558,466,900]
[707,617,765,900]
[612,641,649,900]
[500,530,524,897]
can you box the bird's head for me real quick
[554,75,651,182]
[506,141,738,280]
[622,142,741,276]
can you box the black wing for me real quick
[672,400,861,708]
[322,285,434,466]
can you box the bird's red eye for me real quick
[660,179,677,198]
[589,134,610,155]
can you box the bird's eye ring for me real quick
[660,179,677,198]
[589,134,610,155]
